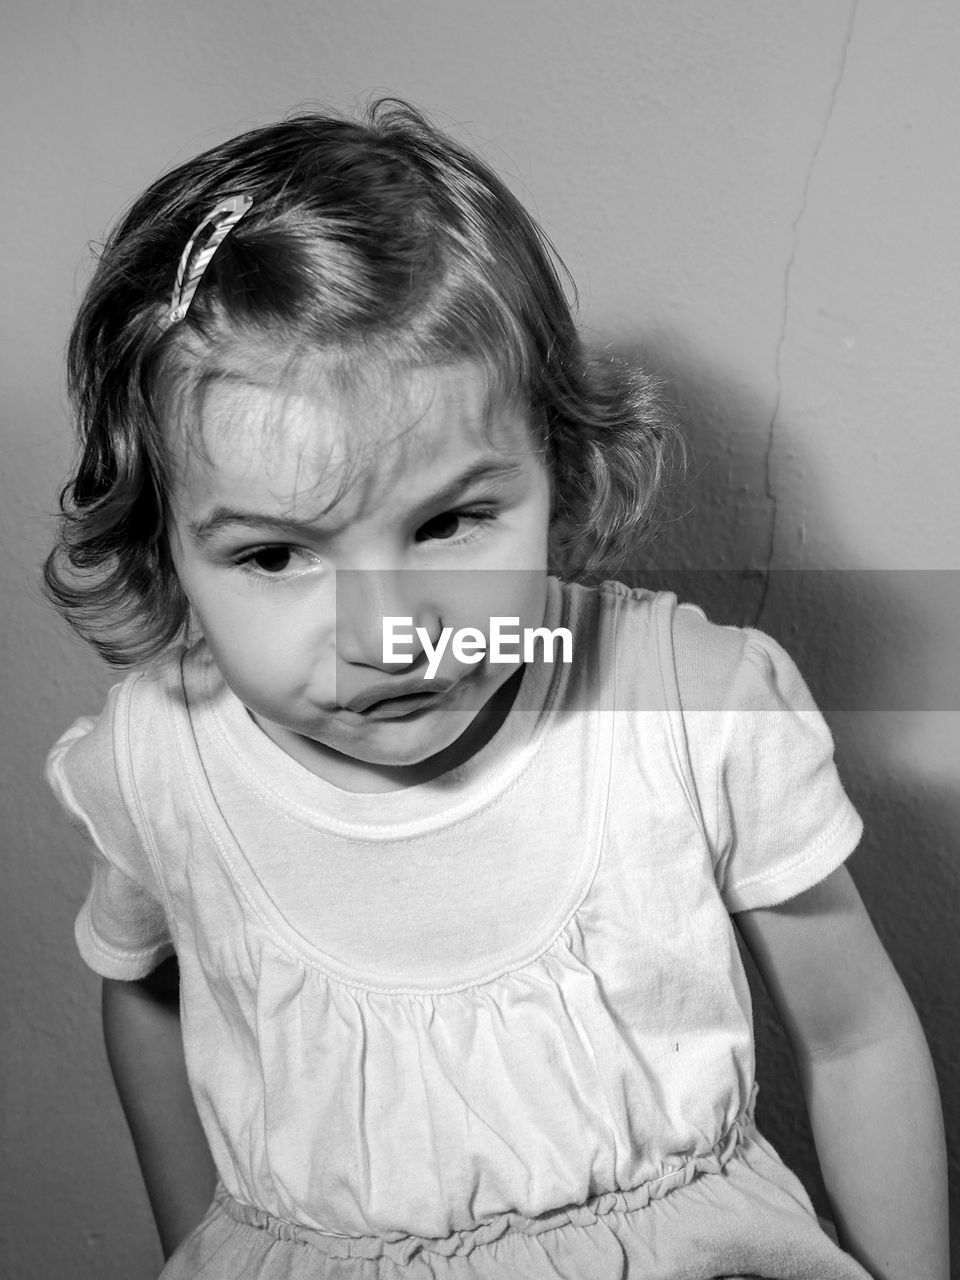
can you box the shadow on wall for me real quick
[609,339,960,1235]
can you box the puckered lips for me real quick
[344,677,458,718]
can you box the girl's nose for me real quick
[334,569,441,670]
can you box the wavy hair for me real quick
[45,100,676,665]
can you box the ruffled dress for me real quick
[47,581,871,1279]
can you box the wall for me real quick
[2,1,957,1274]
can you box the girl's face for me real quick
[169,361,552,791]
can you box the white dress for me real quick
[47,581,871,1278]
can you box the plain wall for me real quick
[3,2,958,1275]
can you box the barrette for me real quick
[165,193,254,327]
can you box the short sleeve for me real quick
[673,608,863,913]
[46,680,174,979]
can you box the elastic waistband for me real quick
[215,1094,758,1266]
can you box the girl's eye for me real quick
[416,512,462,542]
[414,508,495,544]
[235,545,320,579]
[247,546,294,573]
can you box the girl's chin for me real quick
[280,711,473,769]
[335,720,473,767]
[257,669,519,779]
[278,722,478,791]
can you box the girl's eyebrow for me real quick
[414,456,525,513]
[189,509,329,542]
[187,457,526,543]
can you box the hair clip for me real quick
[165,193,254,327]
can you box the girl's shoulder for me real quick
[45,652,191,979]
[587,579,803,717]
[585,582,861,913]
[45,647,197,841]
[47,646,191,764]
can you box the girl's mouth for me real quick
[356,690,443,720]
[345,678,456,716]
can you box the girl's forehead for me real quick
[174,361,535,512]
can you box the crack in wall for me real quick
[754,0,859,626]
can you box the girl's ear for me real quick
[546,516,575,580]
[183,602,203,645]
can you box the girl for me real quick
[45,101,947,1280]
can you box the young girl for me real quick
[45,101,947,1280]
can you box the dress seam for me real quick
[114,670,180,934]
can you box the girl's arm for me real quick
[736,865,948,1280]
[102,957,218,1260]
